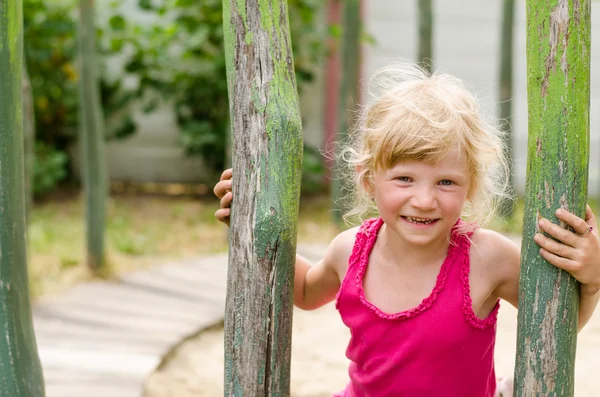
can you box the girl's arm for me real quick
[294,228,357,310]
[578,287,600,329]
[213,168,355,311]
[294,252,341,310]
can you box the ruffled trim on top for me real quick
[335,218,380,309]
[458,231,500,329]
[354,218,457,320]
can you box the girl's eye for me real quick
[439,179,453,186]
[396,176,411,182]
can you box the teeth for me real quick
[405,216,435,224]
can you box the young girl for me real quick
[213,63,600,396]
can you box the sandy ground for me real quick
[144,300,600,396]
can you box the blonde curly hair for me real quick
[340,62,511,230]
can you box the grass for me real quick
[27,192,341,298]
[27,189,597,300]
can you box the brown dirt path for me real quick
[144,300,600,396]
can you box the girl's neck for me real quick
[378,223,452,268]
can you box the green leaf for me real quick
[111,116,137,140]
[110,38,124,52]
[109,15,126,31]
[138,0,154,10]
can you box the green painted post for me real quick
[331,0,361,225]
[78,0,107,272]
[23,64,35,219]
[514,1,590,395]
[0,1,46,395]
[222,0,303,395]
[417,0,433,72]
[498,0,515,217]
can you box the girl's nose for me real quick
[411,186,438,210]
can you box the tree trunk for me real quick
[514,1,590,396]
[498,0,515,217]
[331,0,361,225]
[418,0,433,72]
[78,0,107,272]
[222,0,303,395]
[0,2,46,395]
[23,62,35,220]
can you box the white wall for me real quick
[364,0,600,196]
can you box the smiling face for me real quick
[369,147,471,248]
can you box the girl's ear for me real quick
[357,166,374,196]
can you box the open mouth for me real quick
[402,216,438,225]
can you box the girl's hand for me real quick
[534,205,600,294]
[213,168,233,226]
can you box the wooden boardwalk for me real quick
[33,244,329,397]
[34,253,228,397]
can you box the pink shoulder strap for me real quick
[335,218,382,308]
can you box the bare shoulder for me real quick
[470,228,521,305]
[470,228,520,267]
[323,226,360,280]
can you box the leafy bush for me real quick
[24,0,326,193]
[103,0,325,172]
[24,0,79,152]
[33,143,69,197]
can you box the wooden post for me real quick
[514,1,590,395]
[323,0,342,186]
[417,0,433,72]
[222,0,303,395]
[78,0,107,272]
[331,0,361,224]
[0,1,46,395]
[498,0,515,217]
[23,63,35,220]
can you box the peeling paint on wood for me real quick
[0,1,46,395]
[514,0,590,396]
[222,0,302,395]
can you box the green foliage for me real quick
[33,142,69,197]
[23,0,325,193]
[24,0,79,151]
[101,0,325,171]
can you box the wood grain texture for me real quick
[222,0,303,395]
[514,1,591,395]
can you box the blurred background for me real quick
[25,0,600,296]
[17,0,600,396]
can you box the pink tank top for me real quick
[334,218,499,397]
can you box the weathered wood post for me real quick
[78,0,107,272]
[417,0,433,73]
[514,1,590,395]
[498,0,515,217]
[331,0,361,224]
[222,0,303,395]
[0,1,46,395]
